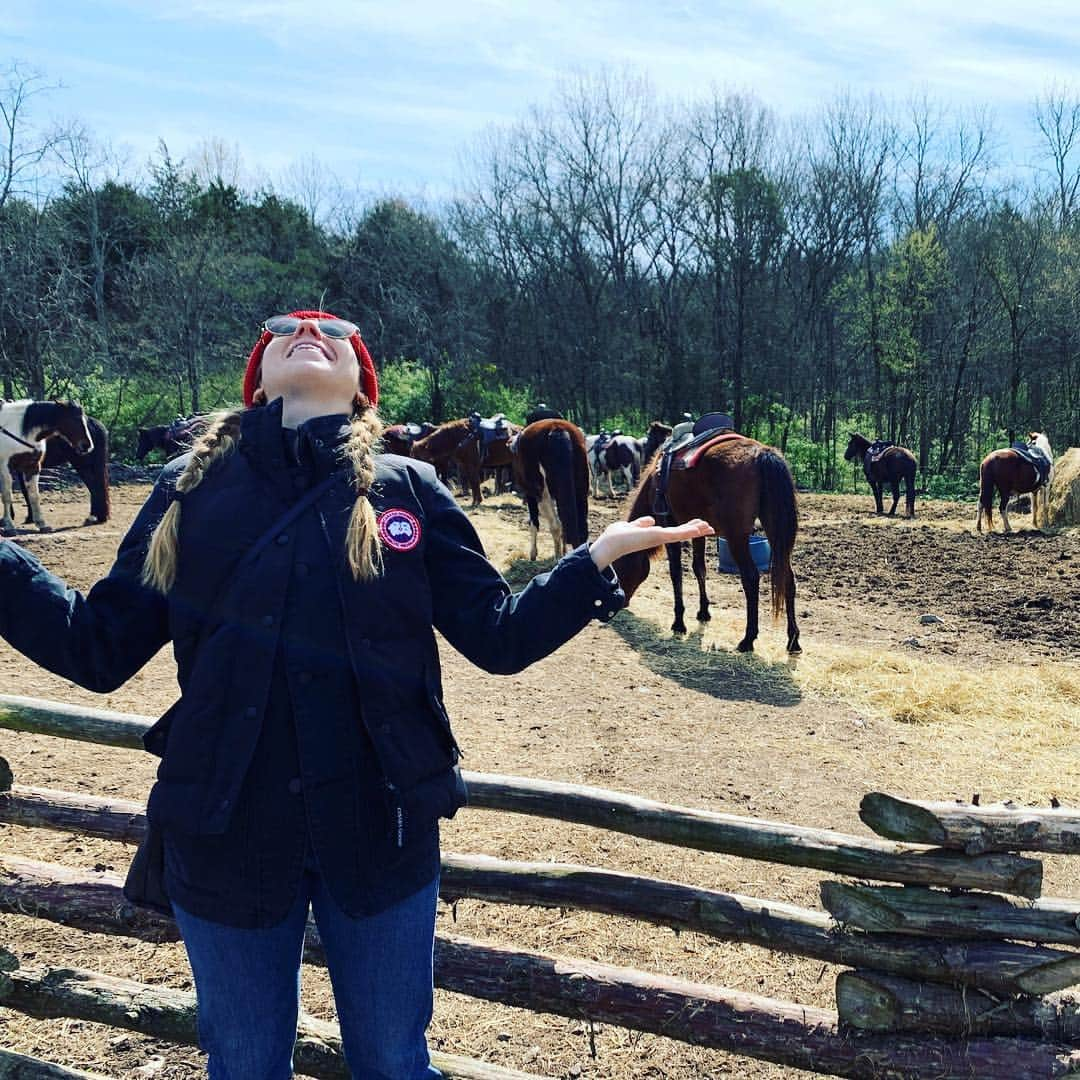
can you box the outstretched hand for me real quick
[589,515,714,572]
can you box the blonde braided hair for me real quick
[343,406,384,582]
[141,403,385,593]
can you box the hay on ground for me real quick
[1048,447,1080,527]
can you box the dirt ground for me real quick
[0,480,1078,1079]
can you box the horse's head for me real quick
[135,426,165,461]
[843,433,867,462]
[641,422,672,464]
[1029,431,1053,459]
[52,401,94,455]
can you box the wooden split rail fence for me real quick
[0,693,1078,1078]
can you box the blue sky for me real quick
[2,0,1079,203]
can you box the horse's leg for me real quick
[25,470,50,531]
[19,470,33,523]
[691,536,710,623]
[999,487,1012,533]
[466,462,482,507]
[887,477,900,516]
[905,471,916,518]
[784,566,801,654]
[537,476,562,559]
[666,541,687,634]
[526,495,541,560]
[605,468,616,499]
[727,533,760,652]
[0,466,16,534]
[871,479,884,514]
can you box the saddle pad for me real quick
[1011,443,1052,486]
[865,440,894,463]
[674,431,744,471]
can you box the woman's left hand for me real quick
[589,516,714,572]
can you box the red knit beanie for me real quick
[242,310,378,408]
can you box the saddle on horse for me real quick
[864,439,894,465]
[467,412,511,463]
[1011,441,1053,487]
[653,412,737,522]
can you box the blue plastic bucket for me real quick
[716,535,772,574]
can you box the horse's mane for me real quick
[413,419,468,457]
[626,461,667,562]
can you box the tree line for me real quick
[2,62,1078,490]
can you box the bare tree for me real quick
[0,61,63,212]
[1034,83,1080,231]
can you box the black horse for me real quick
[844,433,917,518]
[136,415,209,460]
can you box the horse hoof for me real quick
[84,516,99,526]
[671,622,687,635]
[696,610,711,623]
[36,525,53,533]
[787,638,802,654]
[736,638,754,653]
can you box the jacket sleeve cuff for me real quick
[565,543,626,623]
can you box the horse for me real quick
[844,433,917,517]
[510,419,589,559]
[411,417,520,507]
[613,434,800,653]
[17,414,110,525]
[135,415,209,461]
[0,400,94,534]
[639,422,672,468]
[587,432,642,498]
[976,432,1055,533]
[382,422,436,457]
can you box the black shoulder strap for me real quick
[234,473,341,574]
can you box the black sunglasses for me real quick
[263,315,358,339]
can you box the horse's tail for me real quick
[545,426,589,547]
[757,449,798,619]
[85,417,110,523]
[978,456,995,514]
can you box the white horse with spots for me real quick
[0,400,94,534]
[587,432,642,498]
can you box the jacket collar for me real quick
[239,398,353,486]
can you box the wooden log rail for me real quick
[0,780,1070,993]
[821,882,1080,946]
[0,1047,111,1078]
[3,853,1080,1004]
[0,703,1044,896]
[860,792,1080,855]
[2,941,1079,1079]
[836,969,1080,1042]
[0,962,547,1080]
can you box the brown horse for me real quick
[411,418,520,506]
[639,421,672,468]
[382,422,436,457]
[976,432,1055,533]
[613,434,800,653]
[844,433,917,517]
[510,420,589,559]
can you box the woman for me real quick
[0,311,712,1079]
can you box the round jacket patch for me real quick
[378,508,422,552]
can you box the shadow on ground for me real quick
[608,609,802,707]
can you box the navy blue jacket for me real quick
[0,399,625,925]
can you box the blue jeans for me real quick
[173,872,442,1079]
